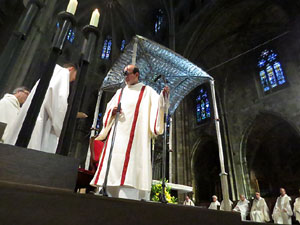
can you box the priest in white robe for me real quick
[183,195,195,206]
[0,87,30,141]
[293,189,300,223]
[208,195,220,210]
[272,188,293,224]
[233,194,250,221]
[4,63,77,153]
[90,65,169,200]
[250,192,270,223]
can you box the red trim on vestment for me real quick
[120,86,146,185]
[104,109,111,127]
[153,108,159,135]
[94,89,123,185]
[94,131,111,185]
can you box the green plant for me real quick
[151,180,178,204]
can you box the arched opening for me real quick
[244,113,300,197]
[193,138,221,204]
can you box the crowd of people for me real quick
[205,188,300,224]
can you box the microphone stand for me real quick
[159,76,169,204]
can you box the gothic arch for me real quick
[240,111,300,197]
[191,135,221,204]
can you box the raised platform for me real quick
[0,143,79,191]
[0,181,245,225]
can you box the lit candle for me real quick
[89,9,100,27]
[66,0,78,15]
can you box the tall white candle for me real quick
[89,9,100,27]
[66,0,78,15]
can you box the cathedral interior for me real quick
[1,0,300,206]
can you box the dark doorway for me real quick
[246,113,300,197]
[193,139,221,203]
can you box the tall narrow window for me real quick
[101,37,112,59]
[56,22,75,43]
[258,49,286,92]
[120,39,126,52]
[154,9,164,33]
[66,29,75,43]
[196,87,211,124]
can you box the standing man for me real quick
[0,87,30,141]
[250,192,270,223]
[294,189,300,223]
[208,195,220,210]
[183,195,195,206]
[272,188,293,224]
[5,63,77,153]
[233,194,250,221]
[90,64,169,200]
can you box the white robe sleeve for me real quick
[149,88,168,136]
[263,199,270,222]
[96,90,120,141]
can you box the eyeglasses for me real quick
[123,70,134,76]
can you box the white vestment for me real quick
[293,197,300,223]
[220,200,233,211]
[4,65,70,153]
[250,197,270,222]
[233,199,250,221]
[272,194,293,224]
[0,94,20,140]
[208,201,220,210]
[90,83,166,200]
[183,199,195,206]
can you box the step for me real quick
[0,181,242,225]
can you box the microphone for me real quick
[154,75,162,82]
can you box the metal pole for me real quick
[131,37,138,65]
[209,79,231,211]
[15,11,76,147]
[169,117,173,183]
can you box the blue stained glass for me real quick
[273,62,286,85]
[259,70,270,92]
[67,29,75,43]
[258,49,286,92]
[266,65,277,88]
[205,99,211,117]
[261,50,269,57]
[101,40,108,59]
[120,39,126,51]
[196,88,211,123]
[154,9,163,33]
[106,39,112,59]
[258,59,266,68]
[267,53,277,62]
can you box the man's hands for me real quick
[163,86,170,98]
[112,106,122,116]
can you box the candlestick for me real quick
[89,9,100,27]
[66,0,78,15]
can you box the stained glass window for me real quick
[120,39,126,52]
[56,22,75,43]
[258,49,286,92]
[66,29,75,43]
[101,37,112,59]
[196,87,211,124]
[155,9,164,33]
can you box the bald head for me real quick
[123,64,139,85]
